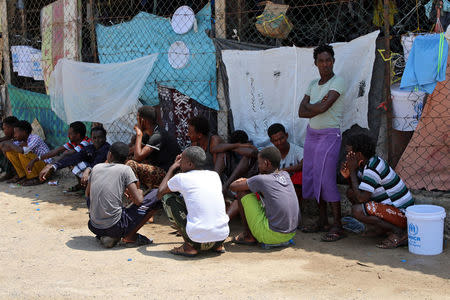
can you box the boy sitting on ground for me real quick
[157,146,230,257]
[39,126,110,187]
[211,130,258,196]
[86,142,156,248]
[341,133,414,249]
[0,120,51,186]
[127,106,180,190]
[28,121,92,191]
[0,116,19,181]
[229,146,299,246]
[267,123,304,226]
[187,116,225,170]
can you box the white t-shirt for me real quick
[280,143,304,170]
[167,170,230,243]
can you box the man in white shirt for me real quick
[158,146,230,257]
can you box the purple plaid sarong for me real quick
[302,125,341,203]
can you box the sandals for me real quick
[376,232,408,249]
[231,233,257,246]
[170,243,198,257]
[120,233,153,248]
[321,229,347,242]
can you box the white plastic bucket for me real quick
[405,205,446,255]
[391,83,425,131]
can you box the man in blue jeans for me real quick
[86,142,157,248]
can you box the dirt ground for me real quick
[0,175,449,299]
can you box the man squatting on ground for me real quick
[158,146,230,257]
[86,142,157,248]
[342,133,414,249]
[229,147,299,246]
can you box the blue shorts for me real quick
[88,189,161,238]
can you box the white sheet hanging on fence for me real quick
[222,31,379,149]
[49,54,158,124]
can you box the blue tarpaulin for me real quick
[96,3,218,110]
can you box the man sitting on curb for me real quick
[342,133,414,249]
[86,142,156,248]
[157,146,229,257]
[229,146,299,247]
[39,126,110,187]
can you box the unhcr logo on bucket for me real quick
[408,223,419,236]
[408,223,420,243]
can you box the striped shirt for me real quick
[64,136,92,153]
[358,156,413,209]
[14,134,52,163]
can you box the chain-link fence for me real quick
[0,0,448,191]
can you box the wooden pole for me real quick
[87,0,98,62]
[215,0,228,138]
[383,0,393,164]
[1,0,11,116]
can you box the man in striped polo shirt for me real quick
[28,121,92,191]
[341,133,413,249]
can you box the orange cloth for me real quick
[364,201,407,229]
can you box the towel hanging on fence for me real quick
[49,54,158,124]
[400,33,448,94]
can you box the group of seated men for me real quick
[0,105,414,256]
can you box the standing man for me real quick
[298,44,347,241]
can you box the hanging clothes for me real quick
[400,34,448,94]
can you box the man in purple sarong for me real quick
[298,44,347,242]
